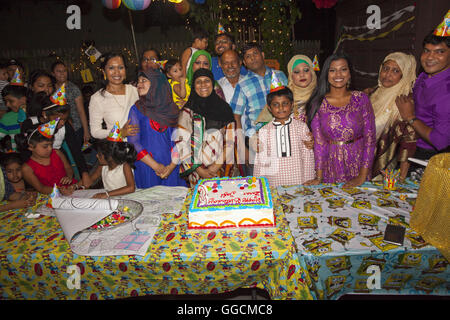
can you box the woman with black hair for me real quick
[88,52,139,140]
[304,53,376,188]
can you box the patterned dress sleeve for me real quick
[311,107,329,172]
[360,93,376,169]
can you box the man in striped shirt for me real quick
[230,43,288,174]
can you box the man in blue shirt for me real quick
[230,42,288,174]
[211,32,247,81]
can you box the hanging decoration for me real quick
[102,0,122,10]
[122,0,152,11]
[174,0,190,15]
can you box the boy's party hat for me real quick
[38,118,60,138]
[10,68,24,86]
[107,121,123,142]
[433,10,450,37]
[50,84,67,106]
[156,60,168,69]
[269,71,285,93]
[312,55,320,71]
[218,23,226,34]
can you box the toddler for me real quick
[164,59,190,109]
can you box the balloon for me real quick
[122,0,152,11]
[174,0,190,15]
[102,0,122,10]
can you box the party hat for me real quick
[50,84,67,106]
[38,118,60,138]
[10,68,24,86]
[107,121,123,142]
[46,183,61,208]
[218,23,226,34]
[312,55,320,71]
[433,10,450,37]
[155,60,168,69]
[269,71,285,93]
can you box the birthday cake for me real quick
[188,176,274,229]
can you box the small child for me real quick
[0,165,36,212]
[16,118,77,195]
[0,84,28,151]
[22,90,91,187]
[0,152,25,192]
[180,28,209,77]
[164,59,191,109]
[253,86,315,187]
[84,122,137,199]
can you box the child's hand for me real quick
[59,176,73,185]
[303,132,314,149]
[92,192,108,199]
[60,185,75,196]
[13,192,37,209]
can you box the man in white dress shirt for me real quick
[217,50,244,104]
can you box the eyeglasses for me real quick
[142,58,157,63]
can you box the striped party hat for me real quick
[107,121,123,142]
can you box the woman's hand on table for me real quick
[342,175,366,189]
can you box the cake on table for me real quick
[188,176,275,229]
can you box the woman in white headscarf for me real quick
[368,52,417,181]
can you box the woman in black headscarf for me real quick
[174,68,242,187]
[127,68,186,188]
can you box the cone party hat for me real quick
[433,10,450,37]
[107,121,123,142]
[312,55,320,71]
[269,71,285,93]
[38,118,60,138]
[10,68,24,86]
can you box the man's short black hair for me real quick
[1,84,27,99]
[240,42,263,57]
[267,87,293,106]
[423,31,450,48]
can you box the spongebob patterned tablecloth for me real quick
[277,182,449,300]
[0,188,313,300]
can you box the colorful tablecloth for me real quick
[0,187,313,300]
[277,182,450,300]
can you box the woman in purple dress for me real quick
[304,53,376,188]
[127,68,186,188]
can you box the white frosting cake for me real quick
[188,176,274,229]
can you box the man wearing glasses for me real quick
[211,33,247,81]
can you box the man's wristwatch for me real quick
[408,117,417,125]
